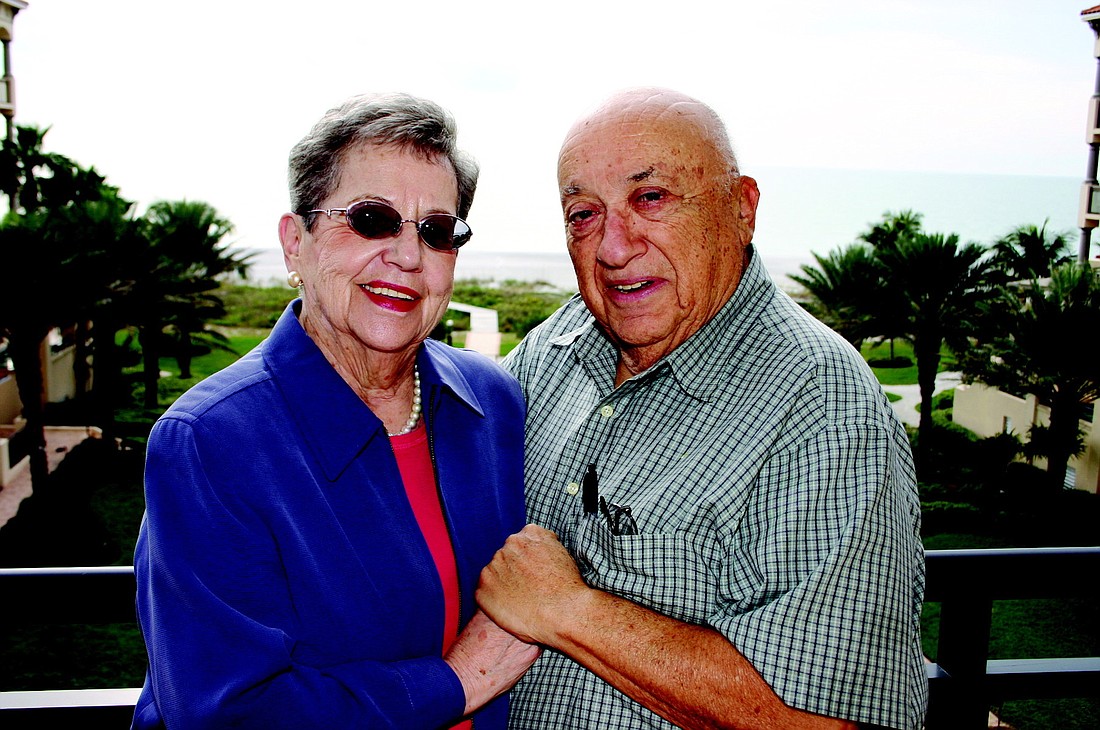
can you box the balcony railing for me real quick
[924,546,1100,726]
[0,566,139,727]
[1,548,1099,728]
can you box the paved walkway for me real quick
[884,372,963,428]
[0,426,100,529]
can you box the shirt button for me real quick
[566,482,580,496]
[599,404,614,418]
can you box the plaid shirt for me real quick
[501,248,927,730]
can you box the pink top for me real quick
[391,422,472,729]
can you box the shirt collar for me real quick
[264,300,485,482]
[555,245,775,402]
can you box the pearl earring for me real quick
[287,271,303,288]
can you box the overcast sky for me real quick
[9,0,1098,255]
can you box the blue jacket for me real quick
[133,301,526,729]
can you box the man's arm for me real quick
[477,524,856,730]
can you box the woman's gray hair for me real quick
[288,92,478,228]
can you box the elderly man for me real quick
[477,88,927,730]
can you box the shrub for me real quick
[867,356,914,368]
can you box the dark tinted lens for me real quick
[347,201,403,239]
[418,215,472,251]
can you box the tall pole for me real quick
[1082,16,1100,263]
[2,37,11,140]
[1079,9,1100,263]
[0,1,28,214]
[0,0,23,140]
[1,36,12,212]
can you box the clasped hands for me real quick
[444,524,584,714]
[477,523,590,646]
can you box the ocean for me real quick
[239,167,1085,294]
[241,245,813,294]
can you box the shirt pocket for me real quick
[574,514,721,626]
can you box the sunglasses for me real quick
[305,200,473,252]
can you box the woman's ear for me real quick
[279,213,305,273]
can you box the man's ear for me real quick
[279,213,305,274]
[735,176,760,238]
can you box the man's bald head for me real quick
[560,87,739,175]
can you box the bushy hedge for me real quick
[867,356,914,368]
[214,285,296,329]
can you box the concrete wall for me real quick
[0,420,27,487]
[1,338,82,428]
[0,374,20,425]
[46,345,77,403]
[954,383,1099,494]
[447,301,502,361]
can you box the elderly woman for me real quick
[132,93,538,729]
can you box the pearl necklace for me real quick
[387,365,422,437]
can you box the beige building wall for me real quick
[954,383,1099,494]
[46,345,77,403]
[0,373,20,424]
[1,337,83,427]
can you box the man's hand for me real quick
[476,524,857,730]
[476,524,590,646]
[444,610,541,716]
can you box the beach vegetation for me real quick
[213,284,296,329]
[872,226,989,460]
[788,243,892,351]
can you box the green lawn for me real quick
[860,339,958,386]
[166,332,267,380]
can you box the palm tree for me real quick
[0,126,116,488]
[0,125,106,213]
[0,218,55,487]
[987,221,1073,285]
[47,189,145,427]
[961,263,1100,490]
[859,209,924,249]
[789,243,890,351]
[163,294,234,380]
[129,200,250,408]
[873,230,990,462]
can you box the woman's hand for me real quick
[444,610,542,716]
